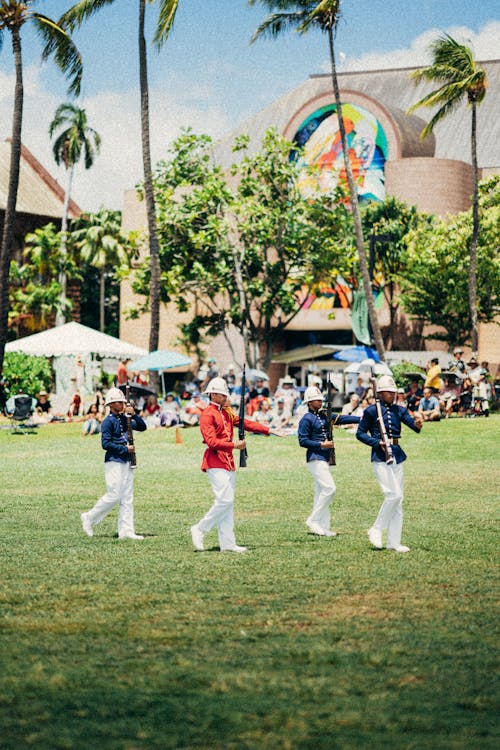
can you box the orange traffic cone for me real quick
[175,426,183,444]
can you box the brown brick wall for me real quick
[386,157,474,216]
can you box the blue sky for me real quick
[1,0,499,211]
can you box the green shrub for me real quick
[2,352,53,398]
[390,360,425,387]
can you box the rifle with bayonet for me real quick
[125,383,137,469]
[239,365,247,468]
[325,375,336,466]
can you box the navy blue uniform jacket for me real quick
[101,412,147,463]
[298,410,360,463]
[356,403,420,463]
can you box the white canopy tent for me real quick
[6,322,147,408]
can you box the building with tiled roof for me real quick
[121,61,500,375]
[0,140,81,257]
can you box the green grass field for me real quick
[0,415,498,749]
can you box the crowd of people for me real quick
[4,348,495,437]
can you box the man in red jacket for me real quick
[191,377,273,553]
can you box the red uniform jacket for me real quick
[200,402,270,471]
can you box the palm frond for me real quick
[34,15,82,96]
[250,12,306,42]
[59,0,116,33]
[419,98,458,140]
[153,0,181,48]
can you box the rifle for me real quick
[239,364,247,468]
[371,377,394,465]
[326,375,336,466]
[125,383,137,469]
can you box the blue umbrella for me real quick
[129,350,192,372]
[332,345,380,363]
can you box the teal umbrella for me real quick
[129,350,192,372]
[129,350,192,398]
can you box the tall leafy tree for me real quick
[400,176,499,347]
[49,102,101,325]
[407,34,487,352]
[132,130,354,369]
[71,209,134,333]
[61,1,181,363]
[0,0,82,372]
[249,0,386,359]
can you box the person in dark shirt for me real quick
[80,387,146,540]
[298,386,360,538]
[356,375,423,553]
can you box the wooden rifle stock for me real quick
[125,384,137,469]
[326,377,336,466]
[371,377,394,465]
[239,365,247,468]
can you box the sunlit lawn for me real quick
[0,415,498,749]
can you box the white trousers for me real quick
[371,461,405,548]
[197,468,236,550]
[306,460,336,530]
[87,461,135,538]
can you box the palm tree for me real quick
[249,0,386,359]
[50,103,101,325]
[407,34,487,352]
[61,1,181,364]
[72,209,133,333]
[0,0,82,372]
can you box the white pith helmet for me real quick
[377,375,397,393]
[105,387,127,406]
[204,377,229,396]
[303,386,324,403]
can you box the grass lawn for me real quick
[0,415,498,749]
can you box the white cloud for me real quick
[1,69,232,213]
[337,21,500,72]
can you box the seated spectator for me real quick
[68,392,83,420]
[33,390,54,424]
[253,398,273,425]
[442,375,462,418]
[82,403,102,435]
[222,364,237,394]
[405,380,423,413]
[342,393,361,416]
[418,387,441,421]
[142,394,161,428]
[274,376,299,414]
[396,388,407,407]
[354,376,367,399]
[249,377,270,401]
[341,393,364,433]
[270,396,293,430]
[182,391,208,426]
[160,392,181,427]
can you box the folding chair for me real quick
[5,394,37,434]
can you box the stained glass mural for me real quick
[293,102,388,203]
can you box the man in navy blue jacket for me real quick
[356,375,423,553]
[81,387,147,540]
[298,386,360,537]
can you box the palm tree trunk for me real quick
[138,0,161,371]
[100,266,106,332]
[56,165,74,326]
[469,102,479,352]
[327,27,385,360]
[0,27,23,373]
